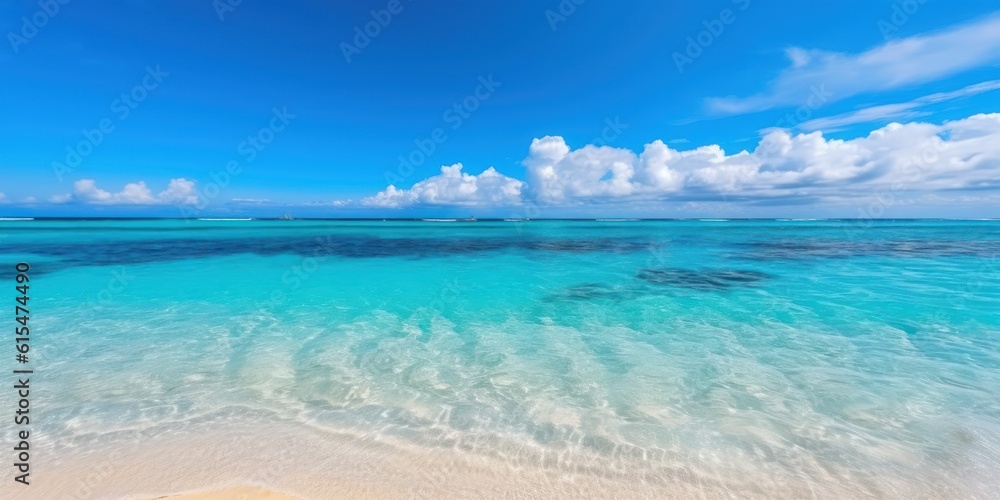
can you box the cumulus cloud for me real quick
[362,164,524,208]
[522,113,1000,205]
[0,192,6,203]
[297,199,352,207]
[356,113,1000,210]
[158,178,199,205]
[530,114,1000,205]
[706,16,1000,115]
[67,178,200,205]
[525,136,710,203]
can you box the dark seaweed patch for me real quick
[543,283,639,302]
[736,239,1000,261]
[0,235,659,276]
[637,268,772,291]
[546,267,774,302]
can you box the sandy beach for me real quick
[157,487,299,499]
[24,407,996,499]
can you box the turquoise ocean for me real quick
[2,219,999,496]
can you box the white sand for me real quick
[22,411,991,499]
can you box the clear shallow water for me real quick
[3,219,1000,495]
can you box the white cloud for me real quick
[0,192,6,204]
[523,137,636,203]
[362,164,524,208]
[353,113,1000,210]
[798,80,1000,131]
[520,114,1000,205]
[74,179,153,204]
[231,198,271,204]
[158,178,199,205]
[49,193,72,204]
[297,199,352,207]
[70,178,200,205]
[707,16,1000,115]
[784,47,811,68]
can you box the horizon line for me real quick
[2,217,999,222]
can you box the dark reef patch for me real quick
[636,268,773,291]
[545,267,774,302]
[735,239,1000,261]
[542,283,641,302]
[0,235,659,276]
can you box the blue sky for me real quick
[1,0,999,217]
